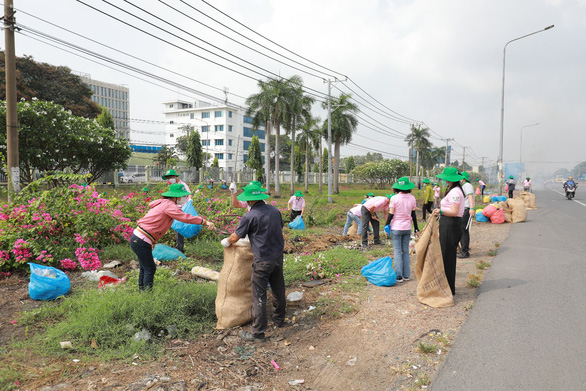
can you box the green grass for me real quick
[18,269,217,360]
[0,363,24,391]
[476,261,491,270]
[101,244,136,261]
[418,342,438,354]
[184,239,224,262]
[488,250,497,256]
[466,273,482,288]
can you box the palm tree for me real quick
[322,94,360,194]
[246,80,273,193]
[284,83,314,195]
[405,126,432,183]
[298,116,321,192]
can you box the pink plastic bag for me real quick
[482,204,497,218]
[490,209,505,224]
[475,187,481,195]
[504,184,509,192]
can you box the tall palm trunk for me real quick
[334,137,341,194]
[318,138,323,194]
[274,103,281,197]
[304,138,309,193]
[290,119,296,196]
[265,120,271,193]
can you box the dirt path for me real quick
[0,222,510,390]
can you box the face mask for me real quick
[168,178,177,184]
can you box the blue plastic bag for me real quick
[288,215,306,230]
[221,184,227,189]
[152,244,187,261]
[384,225,391,236]
[28,263,70,300]
[491,195,507,202]
[361,256,396,286]
[476,211,490,222]
[171,200,202,239]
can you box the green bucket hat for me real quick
[237,184,270,202]
[244,180,267,192]
[422,178,431,184]
[526,177,530,180]
[508,175,514,179]
[436,167,464,183]
[294,191,304,197]
[366,192,374,197]
[162,169,179,180]
[385,193,395,199]
[392,176,416,191]
[141,186,150,192]
[161,183,191,198]
[461,171,470,182]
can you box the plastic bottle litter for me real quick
[346,357,357,366]
[287,291,303,302]
[133,329,151,342]
[288,379,305,386]
[34,268,57,278]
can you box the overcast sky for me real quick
[7,0,586,177]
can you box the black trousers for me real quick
[481,186,485,197]
[176,231,185,253]
[251,258,286,338]
[290,210,302,222]
[508,189,514,199]
[459,208,471,255]
[361,206,380,246]
[422,201,433,221]
[439,215,463,295]
[130,234,156,291]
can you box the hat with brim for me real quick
[508,175,514,179]
[243,180,267,192]
[162,169,179,180]
[294,191,304,197]
[461,171,470,182]
[422,178,431,184]
[237,184,270,202]
[526,177,530,180]
[385,194,395,199]
[162,183,191,198]
[142,186,150,192]
[436,167,464,183]
[367,192,374,197]
[392,176,416,191]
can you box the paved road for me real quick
[431,188,586,391]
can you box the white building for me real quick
[162,99,266,172]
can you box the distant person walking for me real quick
[433,183,441,208]
[422,178,434,221]
[433,167,465,295]
[361,195,391,248]
[506,175,516,199]
[523,177,532,193]
[458,172,475,259]
[477,178,486,197]
[385,177,419,283]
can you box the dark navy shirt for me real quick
[235,201,284,262]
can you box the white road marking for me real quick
[547,186,586,207]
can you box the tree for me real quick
[212,156,219,168]
[175,136,189,155]
[246,135,264,181]
[97,107,115,130]
[346,156,356,173]
[322,94,360,194]
[186,131,203,169]
[154,146,178,167]
[322,148,329,173]
[404,126,431,183]
[0,52,101,118]
[297,116,321,192]
[0,100,130,184]
[293,146,304,178]
[351,159,409,189]
[246,75,303,197]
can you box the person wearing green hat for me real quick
[422,178,434,220]
[221,184,286,342]
[361,195,391,248]
[162,169,192,253]
[433,182,441,208]
[230,181,267,211]
[131,183,215,291]
[505,175,516,199]
[384,177,419,282]
[361,192,375,205]
[458,172,476,259]
[287,191,306,222]
[523,177,532,193]
[432,167,465,295]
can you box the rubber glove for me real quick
[229,182,237,194]
[221,238,231,248]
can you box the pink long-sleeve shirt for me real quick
[137,199,204,242]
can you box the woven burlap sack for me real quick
[510,197,527,223]
[498,201,512,223]
[347,221,358,236]
[528,193,536,209]
[414,217,454,308]
[519,191,531,207]
[215,238,254,329]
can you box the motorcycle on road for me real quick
[565,184,577,200]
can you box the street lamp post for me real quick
[520,122,540,179]
[497,25,554,194]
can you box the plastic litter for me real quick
[271,360,280,370]
[360,256,396,286]
[171,200,202,238]
[81,270,119,282]
[152,244,187,261]
[28,263,70,300]
[60,341,73,349]
[288,380,305,386]
[98,275,126,288]
[133,329,151,342]
[346,357,357,366]
[288,215,305,230]
[287,291,303,302]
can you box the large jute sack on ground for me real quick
[415,217,454,308]
[519,191,531,207]
[509,197,527,223]
[347,221,358,236]
[528,193,536,209]
[215,238,254,329]
[498,201,512,223]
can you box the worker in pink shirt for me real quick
[360,195,391,248]
[477,178,486,197]
[288,191,306,222]
[131,183,215,290]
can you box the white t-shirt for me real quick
[462,182,474,208]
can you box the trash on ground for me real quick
[287,291,303,302]
[288,379,305,385]
[81,270,119,282]
[133,329,151,342]
[301,279,327,288]
[346,357,357,366]
[60,341,73,349]
[97,275,126,288]
[102,260,122,269]
[270,360,280,370]
[190,266,220,281]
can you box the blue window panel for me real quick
[201,126,209,132]
[215,125,224,132]
[260,142,265,152]
[202,140,210,146]
[243,154,248,163]
[243,141,251,151]
[228,111,233,118]
[214,110,223,118]
[228,125,233,132]
[228,139,232,146]
[202,112,210,119]
[243,115,253,124]
[243,127,253,137]
[216,153,224,159]
[215,139,224,146]
[257,130,265,139]
[190,113,194,119]
[228,154,233,160]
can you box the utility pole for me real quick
[409,124,414,181]
[326,79,333,203]
[462,146,466,171]
[4,0,19,201]
[441,138,454,168]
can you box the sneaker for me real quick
[396,277,404,283]
[361,244,370,250]
[373,240,383,245]
[458,253,470,259]
[403,276,410,281]
[238,330,265,342]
